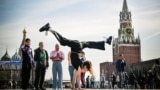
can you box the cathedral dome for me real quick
[12,51,21,61]
[1,49,11,61]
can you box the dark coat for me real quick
[21,45,33,63]
[34,48,49,67]
[116,59,126,72]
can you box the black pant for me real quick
[53,31,105,51]
[34,64,46,88]
[21,62,31,89]
[52,31,105,70]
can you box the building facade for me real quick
[0,28,35,89]
[100,62,115,81]
[100,0,141,81]
[0,49,22,88]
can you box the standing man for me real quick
[50,44,64,90]
[34,42,49,90]
[100,74,105,88]
[115,54,126,88]
[90,75,95,88]
[21,38,35,89]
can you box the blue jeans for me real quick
[68,65,74,82]
[119,72,125,88]
[52,62,62,89]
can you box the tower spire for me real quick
[122,0,128,12]
[18,28,27,57]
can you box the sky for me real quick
[0,0,160,81]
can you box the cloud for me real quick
[142,31,160,42]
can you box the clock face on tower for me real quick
[125,27,133,36]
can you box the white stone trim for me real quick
[118,44,140,47]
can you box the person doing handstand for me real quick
[39,23,112,89]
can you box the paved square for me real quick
[0,88,109,90]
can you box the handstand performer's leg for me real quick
[51,30,106,50]
[39,23,81,48]
[81,41,105,50]
[50,30,82,49]
[39,23,112,50]
[81,36,112,50]
[51,30,112,51]
[50,30,70,46]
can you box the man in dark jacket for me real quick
[34,42,49,90]
[115,54,126,88]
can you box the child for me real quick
[39,23,112,89]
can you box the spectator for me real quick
[146,70,154,89]
[100,74,105,88]
[90,75,95,88]
[50,44,64,90]
[21,38,35,89]
[140,74,147,89]
[67,51,74,88]
[152,59,160,89]
[86,76,90,88]
[111,73,116,89]
[34,42,49,90]
[115,54,126,88]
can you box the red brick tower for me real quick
[113,0,141,68]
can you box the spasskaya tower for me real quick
[113,0,141,67]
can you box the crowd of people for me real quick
[108,54,160,89]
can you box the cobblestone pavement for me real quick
[1,88,153,90]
